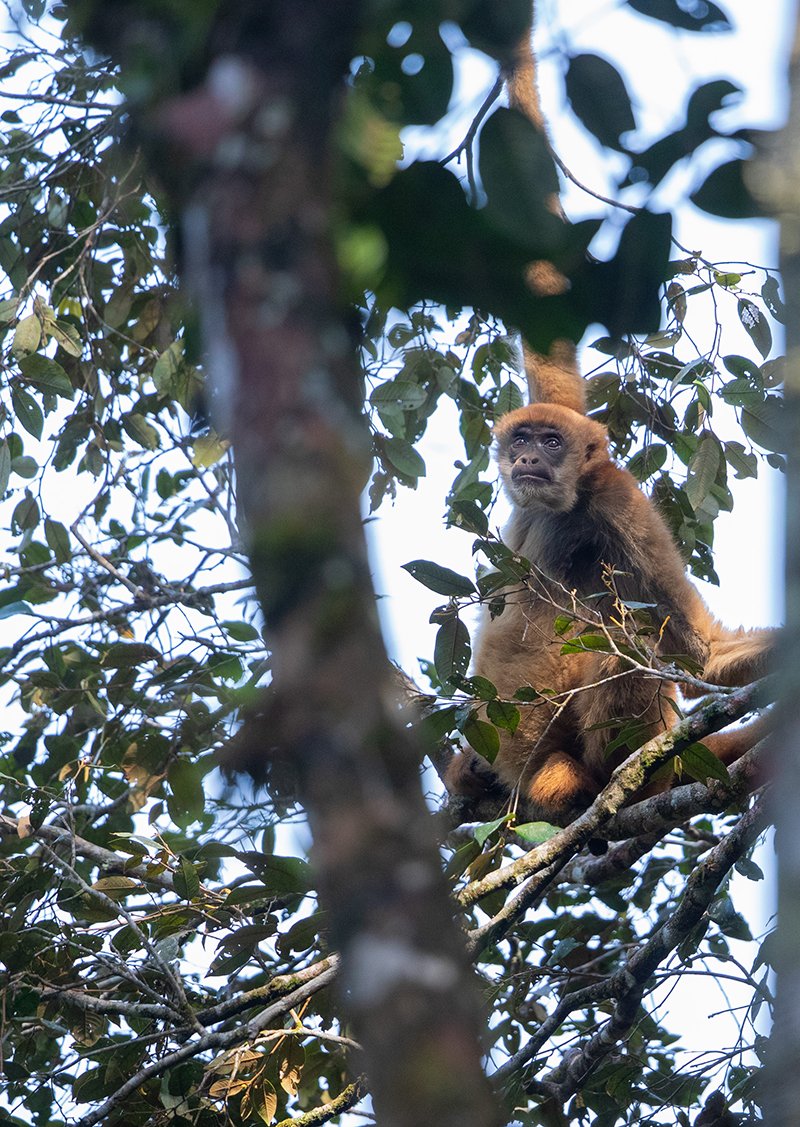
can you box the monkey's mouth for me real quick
[512,467,551,484]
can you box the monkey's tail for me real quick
[504,26,587,414]
[522,341,586,413]
[683,625,775,698]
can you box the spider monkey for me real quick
[446,405,772,822]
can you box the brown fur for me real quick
[504,26,586,410]
[446,405,772,823]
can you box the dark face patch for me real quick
[506,424,566,486]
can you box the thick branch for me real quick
[457,678,772,908]
[491,797,768,1095]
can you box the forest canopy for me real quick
[0,2,787,1126]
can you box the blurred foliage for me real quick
[0,0,780,1124]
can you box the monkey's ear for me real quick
[583,430,609,469]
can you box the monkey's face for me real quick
[494,404,609,512]
[501,422,568,507]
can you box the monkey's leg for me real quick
[700,714,771,766]
[445,748,508,800]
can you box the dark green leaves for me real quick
[691,160,760,220]
[584,210,673,338]
[741,397,784,454]
[626,0,732,32]
[18,354,73,398]
[433,613,471,685]
[11,386,43,439]
[686,433,722,511]
[44,519,71,563]
[737,299,772,360]
[382,435,426,478]
[565,54,635,151]
[403,559,476,597]
[461,712,499,762]
[480,107,562,251]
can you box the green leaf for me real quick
[514,686,544,702]
[560,633,611,654]
[191,430,229,467]
[122,412,160,450]
[222,620,260,642]
[167,759,207,826]
[11,386,43,439]
[0,439,10,496]
[627,0,731,32]
[479,107,562,252]
[514,821,561,844]
[737,298,772,359]
[0,295,19,325]
[461,713,500,763]
[19,353,74,398]
[724,440,758,480]
[173,857,201,901]
[50,318,82,357]
[383,435,426,478]
[92,875,139,898]
[457,675,498,700]
[735,857,764,882]
[761,275,785,324]
[565,53,635,150]
[474,816,509,847]
[678,742,730,784]
[449,499,489,534]
[486,698,520,734]
[152,340,183,394]
[402,559,476,597]
[369,380,427,411]
[238,852,313,896]
[101,642,161,668]
[691,160,759,220]
[434,614,471,684]
[12,490,39,531]
[741,397,784,454]
[11,312,41,355]
[11,455,37,478]
[0,600,34,619]
[44,518,71,563]
[495,380,524,416]
[686,433,721,510]
[627,443,667,481]
[420,705,459,741]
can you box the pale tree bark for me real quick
[756,7,800,1123]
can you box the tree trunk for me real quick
[759,10,800,1124]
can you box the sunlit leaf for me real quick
[191,430,230,467]
[11,312,42,355]
[18,358,72,403]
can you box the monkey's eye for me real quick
[510,434,528,448]
[543,436,562,449]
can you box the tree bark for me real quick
[757,9,800,1124]
[160,4,501,1125]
